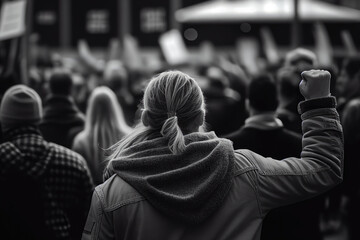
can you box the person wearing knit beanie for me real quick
[285,48,318,69]
[0,84,93,240]
[0,85,43,132]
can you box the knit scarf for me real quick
[105,131,235,224]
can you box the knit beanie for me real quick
[0,85,43,130]
[285,48,317,67]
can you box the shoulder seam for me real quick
[235,150,264,217]
[103,196,146,212]
[234,166,256,176]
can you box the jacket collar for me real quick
[42,95,84,123]
[2,125,42,142]
[1,125,50,178]
[244,113,283,130]
[43,95,81,115]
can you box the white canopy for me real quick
[175,0,360,23]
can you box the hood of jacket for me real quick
[107,131,235,224]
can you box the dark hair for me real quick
[342,99,360,142]
[48,70,73,95]
[342,57,360,79]
[276,67,300,99]
[248,74,278,112]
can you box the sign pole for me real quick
[21,0,33,85]
[291,0,300,48]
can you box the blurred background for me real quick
[1,0,360,83]
[1,1,360,239]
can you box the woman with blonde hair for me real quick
[82,70,343,240]
[72,86,132,185]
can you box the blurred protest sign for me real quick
[236,37,260,75]
[260,27,280,65]
[78,39,105,73]
[108,38,121,60]
[159,29,189,65]
[314,22,333,66]
[198,41,216,66]
[0,0,27,41]
[123,34,143,70]
[341,30,358,57]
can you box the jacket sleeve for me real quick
[237,97,343,217]
[82,188,114,240]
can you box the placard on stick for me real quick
[0,0,26,41]
[159,29,189,65]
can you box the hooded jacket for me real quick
[82,97,343,240]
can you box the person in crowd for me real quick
[224,74,323,240]
[340,99,360,240]
[284,48,318,69]
[224,74,301,156]
[275,66,304,134]
[103,60,138,126]
[39,69,85,148]
[82,70,343,240]
[336,57,360,114]
[1,166,55,240]
[277,48,317,134]
[72,86,132,186]
[0,85,94,240]
[200,65,242,136]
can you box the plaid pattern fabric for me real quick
[0,126,94,240]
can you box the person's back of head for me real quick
[342,98,360,142]
[285,48,317,69]
[248,74,278,113]
[337,57,360,100]
[85,86,131,144]
[342,57,360,80]
[103,60,128,91]
[142,70,205,154]
[276,67,301,102]
[48,69,73,96]
[0,85,42,133]
[109,70,205,158]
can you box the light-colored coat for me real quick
[82,101,343,240]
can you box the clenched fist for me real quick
[299,70,331,100]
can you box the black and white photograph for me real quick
[0,0,358,239]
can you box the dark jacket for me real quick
[39,94,85,148]
[277,106,303,134]
[224,114,302,157]
[82,97,343,240]
[204,85,244,136]
[0,126,94,240]
[224,113,323,240]
[0,171,55,240]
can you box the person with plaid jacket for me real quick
[0,85,94,240]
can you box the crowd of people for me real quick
[0,39,358,239]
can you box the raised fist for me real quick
[299,70,331,100]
